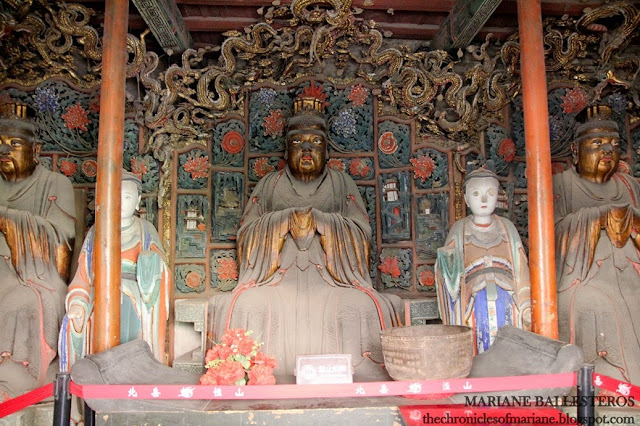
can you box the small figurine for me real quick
[436,162,531,354]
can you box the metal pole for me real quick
[92,0,129,353]
[52,373,71,426]
[577,364,595,426]
[516,0,559,338]
[84,401,96,426]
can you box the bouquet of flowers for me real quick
[199,328,278,385]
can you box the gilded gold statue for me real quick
[554,105,640,385]
[209,96,403,381]
[0,101,76,400]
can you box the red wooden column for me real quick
[92,0,129,353]
[517,0,558,338]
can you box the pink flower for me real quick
[348,84,369,107]
[184,154,210,179]
[215,360,246,385]
[410,155,436,182]
[262,109,286,137]
[62,104,90,132]
[81,160,97,177]
[251,352,278,369]
[217,258,238,281]
[561,88,589,114]
[327,158,345,172]
[497,138,516,162]
[253,158,275,178]
[349,158,371,178]
[378,257,401,278]
[222,131,244,154]
[59,160,77,177]
[199,368,218,385]
[247,365,276,385]
[130,157,148,179]
[378,132,398,155]
[419,269,436,287]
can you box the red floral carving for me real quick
[327,158,345,172]
[130,157,148,179]
[410,155,436,182]
[89,94,100,113]
[349,158,371,178]
[348,84,369,107]
[185,271,201,289]
[277,159,287,170]
[300,81,329,107]
[497,138,517,162]
[62,104,90,132]
[253,158,275,178]
[551,162,567,175]
[378,132,398,155]
[419,269,436,287]
[378,257,401,278]
[262,109,286,137]
[217,258,238,281]
[59,160,77,177]
[222,131,244,154]
[81,160,97,177]
[561,88,589,114]
[184,154,210,179]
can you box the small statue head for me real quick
[463,161,500,224]
[571,105,620,184]
[285,96,328,183]
[0,100,40,182]
[121,169,142,222]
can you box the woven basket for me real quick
[380,325,474,381]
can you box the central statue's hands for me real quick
[601,204,634,248]
[289,206,315,251]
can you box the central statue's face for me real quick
[286,129,327,182]
[575,128,620,183]
[0,132,38,182]
[464,177,499,221]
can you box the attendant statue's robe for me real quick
[436,215,531,354]
[0,165,75,397]
[60,217,170,370]
[210,167,403,380]
[554,168,640,384]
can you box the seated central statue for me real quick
[210,96,403,380]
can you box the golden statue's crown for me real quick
[0,101,33,120]
[293,96,324,116]
[585,104,613,121]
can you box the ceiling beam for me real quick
[130,0,193,53]
[430,0,503,50]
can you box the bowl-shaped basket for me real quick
[380,325,474,381]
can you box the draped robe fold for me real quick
[210,167,403,380]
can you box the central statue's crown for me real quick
[0,101,33,120]
[293,96,324,116]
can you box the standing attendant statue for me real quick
[554,105,640,385]
[209,96,404,380]
[436,162,531,354]
[0,101,76,400]
[61,170,170,369]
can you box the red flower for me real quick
[217,258,238,281]
[236,335,256,357]
[221,328,247,347]
[348,84,369,107]
[185,271,201,289]
[327,158,345,172]
[59,160,77,177]
[215,360,246,385]
[497,138,516,162]
[184,154,210,179]
[130,157,148,179]
[410,155,436,182]
[89,94,100,113]
[419,269,436,287]
[561,88,589,114]
[378,132,398,155]
[198,368,218,385]
[222,131,244,154]
[253,158,275,178]
[62,104,90,132]
[300,81,329,107]
[349,158,371,178]
[378,257,401,278]
[81,160,97,177]
[262,109,286,137]
[251,351,278,369]
[247,364,276,385]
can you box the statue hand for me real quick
[603,204,633,248]
[289,206,315,251]
[67,305,86,333]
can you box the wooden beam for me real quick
[131,0,193,53]
[431,0,504,50]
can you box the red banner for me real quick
[0,384,53,419]
[593,374,640,400]
[399,405,576,425]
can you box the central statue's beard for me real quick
[0,156,18,181]
[288,151,326,182]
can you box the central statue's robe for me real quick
[210,167,403,380]
[0,165,75,397]
[554,168,640,385]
